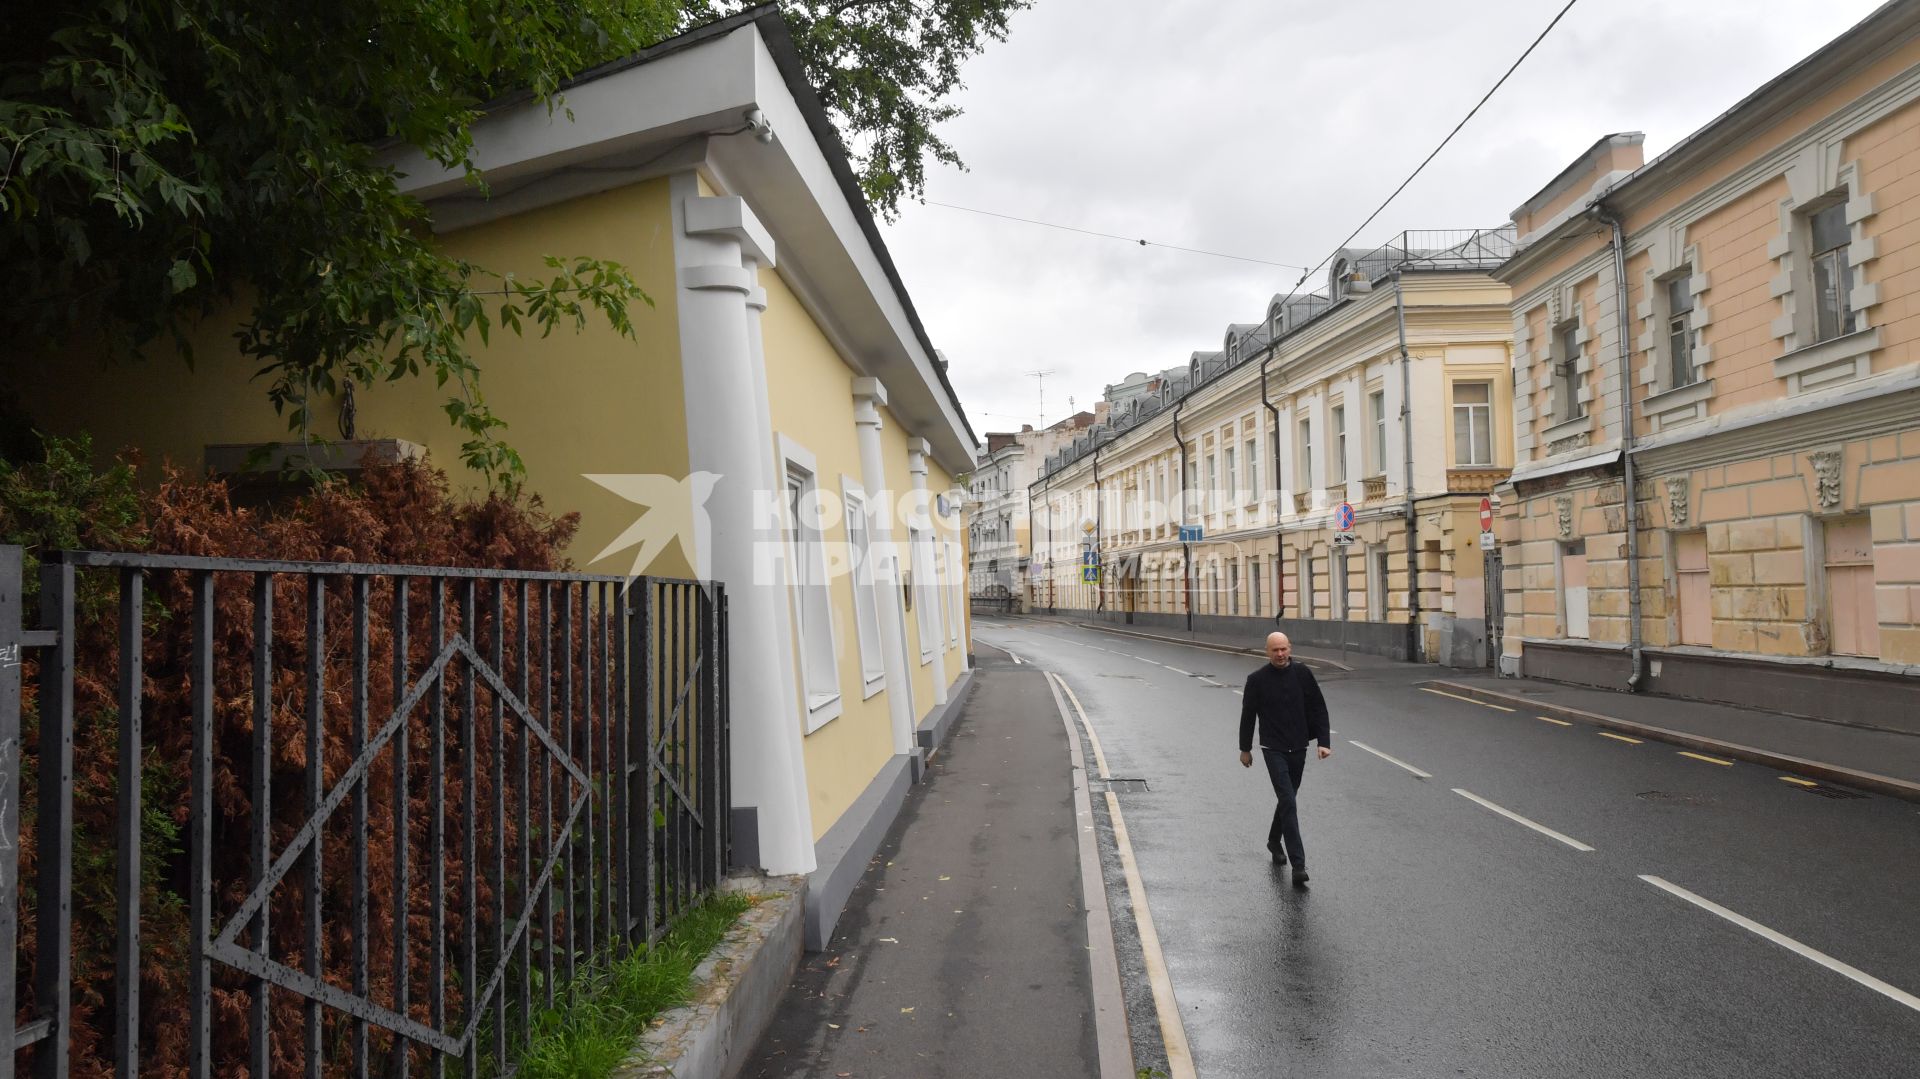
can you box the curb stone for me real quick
[615,875,807,1079]
[1423,679,1920,805]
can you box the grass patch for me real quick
[516,892,757,1079]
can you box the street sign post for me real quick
[1480,531,1497,551]
[1179,525,1203,543]
[1334,500,1356,545]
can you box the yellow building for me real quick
[5,9,978,947]
[1032,232,1516,664]
[1494,1,1920,722]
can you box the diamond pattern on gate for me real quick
[205,633,589,1055]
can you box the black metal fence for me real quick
[0,546,729,1078]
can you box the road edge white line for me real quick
[1639,875,1920,1015]
[1452,788,1595,852]
[1051,671,1197,1079]
[1348,740,1433,779]
[1044,670,1136,1078]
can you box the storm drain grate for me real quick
[1092,778,1151,794]
[1637,790,1717,807]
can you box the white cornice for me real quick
[1633,365,1920,472]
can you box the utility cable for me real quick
[1276,0,1581,304]
[923,200,1310,270]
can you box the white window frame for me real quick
[946,539,962,647]
[1369,390,1387,477]
[1663,271,1697,389]
[1553,320,1585,423]
[1224,445,1238,503]
[1297,419,1313,489]
[1808,201,1857,344]
[1452,381,1494,467]
[1244,436,1259,504]
[1298,550,1316,617]
[840,479,887,699]
[780,439,843,731]
[911,525,936,665]
[1331,404,1347,484]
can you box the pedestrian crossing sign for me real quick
[1081,566,1100,582]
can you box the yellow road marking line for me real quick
[1679,751,1734,767]
[1048,671,1111,780]
[1106,791,1198,1079]
[1598,731,1644,744]
[1420,687,1516,711]
[1779,776,1818,788]
[1048,669,1195,1078]
[1534,716,1573,727]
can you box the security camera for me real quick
[744,108,774,144]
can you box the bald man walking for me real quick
[1239,632,1331,886]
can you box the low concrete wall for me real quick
[619,875,806,1079]
[804,754,912,951]
[915,668,975,758]
[1520,640,1920,734]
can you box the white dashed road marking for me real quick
[1452,789,1594,852]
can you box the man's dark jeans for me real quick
[1262,747,1309,868]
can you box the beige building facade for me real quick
[1031,232,1517,663]
[1494,1,1920,723]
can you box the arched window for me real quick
[1330,258,1350,301]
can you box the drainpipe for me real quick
[1025,477,1036,613]
[1395,277,1422,662]
[1091,444,1103,615]
[1042,474,1053,612]
[1259,352,1284,617]
[1596,204,1647,692]
[1172,401,1193,632]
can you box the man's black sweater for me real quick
[1238,661,1331,753]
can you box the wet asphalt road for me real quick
[972,617,1920,1079]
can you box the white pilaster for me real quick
[851,377,918,758]
[673,183,815,875]
[907,438,948,707]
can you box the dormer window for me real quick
[1330,258,1350,301]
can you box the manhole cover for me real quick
[1092,778,1150,794]
[1637,790,1717,806]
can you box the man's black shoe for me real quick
[1292,868,1310,888]
[1268,845,1287,866]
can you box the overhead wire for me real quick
[922,201,1311,270]
[1272,0,1582,311]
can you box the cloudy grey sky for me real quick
[877,0,1889,439]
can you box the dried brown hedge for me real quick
[7,449,588,1079]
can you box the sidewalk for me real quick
[1012,611,1398,671]
[1430,669,1920,799]
[1006,611,1920,802]
[741,658,1111,1078]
